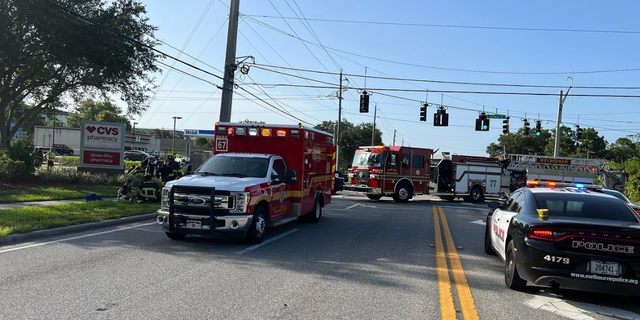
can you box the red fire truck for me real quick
[157,123,335,243]
[345,146,434,202]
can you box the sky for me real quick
[128,0,640,156]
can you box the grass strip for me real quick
[0,185,120,203]
[0,201,159,237]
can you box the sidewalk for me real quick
[0,198,117,210]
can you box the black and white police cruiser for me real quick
[484,181,640,296]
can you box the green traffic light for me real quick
[483,125,488,130]
[536,131,541,136]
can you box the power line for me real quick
[249,63,640,90]
[242,16,640,75]
[244,14,640,36]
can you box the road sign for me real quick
[487,114,507,119]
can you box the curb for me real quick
[0,212,157,247]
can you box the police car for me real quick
[484,182,640,295]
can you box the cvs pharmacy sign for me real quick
[82,122,124,150]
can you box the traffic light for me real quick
[475,112,490,131]
[523,119,530,136]
[576,125,582,140]
[420,103,428,122]
[434,107,449,126]
[502,117,510,134]
[535,120,542,136]
[359,91,369,113]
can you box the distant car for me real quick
[600,189,640,216]
[51,144,74,156]
[124,150,154,162]
[333,171,346,194]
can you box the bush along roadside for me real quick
[0,141,37,182]
[0,201,159,237]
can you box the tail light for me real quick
[635,209,640,216]
[528,227,554,241]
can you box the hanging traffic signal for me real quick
[420,103,428,122]
[523,119,530,136]
[434,107,449,126]
[359,91,369,113]
[475,112,490,131]
[535,120,542,136]
[576,125,582,140]
[502,117,510,134]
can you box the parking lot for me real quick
[1,193,639,320]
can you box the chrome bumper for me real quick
[157,210,253,232]
[342,185,381,194]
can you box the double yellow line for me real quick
[433,206,479,320]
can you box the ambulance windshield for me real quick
[352,152,386,168]
[197,156,269,178]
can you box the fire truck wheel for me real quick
[393,183,412,203]
[470,185,485,203]
[165,232,187,240]
[366,194,382,201]
[246,207,267,244]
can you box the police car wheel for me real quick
[165,232,186,240]
[484,218,496,255]
[246,207,267,244]
[505,240,527,290]
[393,183,412,203]
[124,156,130,161]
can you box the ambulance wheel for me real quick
[165,232,186,240]
[246,207,267,244]
[306,197,323,223]
[505,240,527,290]
[124,156,131,161]
[366,194,382,201]
[470,185,485,203]
[393,183,412,203]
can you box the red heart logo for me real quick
[86,126,96,133]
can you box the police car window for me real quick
[514,193,526,212]
[534,193,638,222]
[271,159,287,183]
[508,193,524,211]
[502,191,519,210]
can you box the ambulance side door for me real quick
[268,158,291,219]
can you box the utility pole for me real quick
[393,130,396,146]
[335,70,343,171]
[219,0,240,122]
[172,116,182,155]
[553,88,572,157]
[371,103,377,146]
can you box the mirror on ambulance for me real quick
[284,169,297,184]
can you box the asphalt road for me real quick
[1,193,640,320]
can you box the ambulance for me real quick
[156,123,335,243]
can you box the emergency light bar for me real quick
[526,181,601,189]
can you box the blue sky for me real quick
[131,0,640,155]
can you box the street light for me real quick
[132,122,138,149]
[172,116,182,156]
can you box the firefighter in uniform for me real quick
[166,155,181,179]
[137,175,159,203]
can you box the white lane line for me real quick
[0,222,156,254]
[343,203,361,210]
[470,220,486,226]
[235,229,299,255]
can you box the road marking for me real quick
[0,222,156,254]
[525,295,640,320]
[235,229,299,255]
[470,220,486,226]
[432,206,456,320]
[343,203,361,210]
[439,207,480,320]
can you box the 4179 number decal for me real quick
[543,255,570,264]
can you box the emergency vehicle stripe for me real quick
[438,207,480,320]
[432,207,456,320]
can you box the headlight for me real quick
[230,191,250,213]
[161,188,170,210]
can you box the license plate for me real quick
[590,260,619,276]
[185,220,202,229]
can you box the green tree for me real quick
[486,128,551,157]
[545,126,578,157]
[66,99,130,129]
[0,0,159,149]
[194,137,209,153]
[608,137,638,163]
[572,128,607,159]
[315,119,382,170]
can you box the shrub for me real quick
[2,140,37,175]
[60,156,79,167]
[125,161,141,172]
[36,168,130,185]
[0,155,31,182]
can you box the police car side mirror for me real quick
[488,202,501,209]
[284,169,297,184]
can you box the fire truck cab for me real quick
[345,146,433,203]
[157,123,334,244]
[430,153,507,203]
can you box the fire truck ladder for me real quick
[505,154,608,173]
